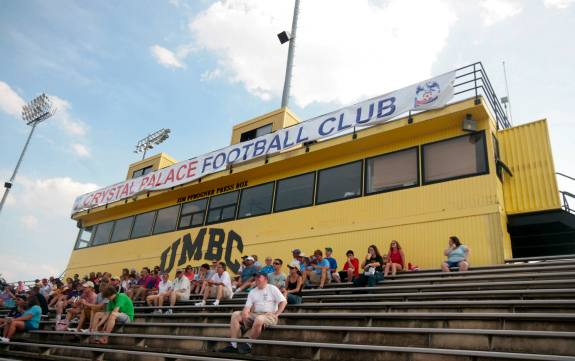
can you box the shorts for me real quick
[176,292,190,301]
[113,312,130,325]
[208,286,233,299]
[24,322,39,331]
[446,260,463,268]
[241,312,278,329]
[309,272,327,285]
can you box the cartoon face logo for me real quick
[414,81,441,107]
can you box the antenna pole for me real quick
[281,0,300,108]
[502,61,513,124]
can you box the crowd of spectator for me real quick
[0,236,470,351]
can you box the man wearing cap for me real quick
[70,281,97,332]
[324,247,341,283]
[234,256,258,294]
[289,249,302,269]
[146,272,172,314]
[304,250,331,288]
[220,271,287,354]
[196,262,233,306]
[165,269,191,314]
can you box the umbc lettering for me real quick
[159,227,244,274]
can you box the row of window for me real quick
[75,131,488,250]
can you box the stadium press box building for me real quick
[65,64,574,277]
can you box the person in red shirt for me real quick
[384,240,405,277]
[339,250,360,282]
[184,265,195,282]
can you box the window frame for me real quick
[74,226,95,250]
[315,160,363,206]
[110,216,135,243]
[273,171,317,213]
[421,130,489,186]
[237,181,275,220]
[364,146,420,196]
[205,190,240,225]
[177,198,209,230]
[152,204,181,235]
[130,210,158,239]
[132,165,153,179]
[90,221,114,247]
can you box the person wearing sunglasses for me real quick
[267,259,286,291]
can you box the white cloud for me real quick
[201,68,222,81]
[479,0,522,26]
[544,0,575,8]
[0,81,25,117]
[189,0,457,107]
[0,255,61,282]
[150,45,185,69]
[71,143,90,157]
[49,95,89,137]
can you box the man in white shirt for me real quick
[166,269,190,315]
[196,262,233,306]
[146,272,173,314]
[220,271,287,354]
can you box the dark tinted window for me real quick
[240,123,273,142]
[207,191,238,224]
[316,161,362,204]
[131,211,156,238]
[111,216,134,243]
[178,199,208,229]
[92,221,113,246]
[75,227,94,249]
[366,148,419,193]
[133,165,153,178]
[274,173,315,212]
[153,205,180,234]
[238,182,274,218]
[423,132,487,184]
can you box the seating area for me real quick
[2,258,575,361]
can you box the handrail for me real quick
[560,190,575,214]
[557,172,575,182]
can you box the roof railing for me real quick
[454,62,512,130]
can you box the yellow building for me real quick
[65,65,572,278]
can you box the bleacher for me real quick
[2,257,575,360]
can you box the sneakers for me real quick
[164,309,173,315]
[152,309,163,314]
[219,344,237,353]
[67,327,77,332]
[195,300,206,307]
[237,343,252,354]
[79,329,90,333]
[212,299,220,306]
[0,337,10,343]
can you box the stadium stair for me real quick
[1,257,575,360]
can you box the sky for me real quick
[0,0,574,282]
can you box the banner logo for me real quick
[414,81,441,108]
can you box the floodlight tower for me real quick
[0,93,57,215]
[278,0,300,108]
[134,128,171,160]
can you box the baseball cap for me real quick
[288,259,300,268]
[175,268,184,273]
[82,281,95,288]
[245,256,255,262]
[291,248,301,254]
[254,271,268,278]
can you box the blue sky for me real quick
[1,0,574,282]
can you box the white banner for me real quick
[72,70,456,213]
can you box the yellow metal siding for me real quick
[498,119,560,214]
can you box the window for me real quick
[274,172,315,212]
[238,182,274,218]
[366,148,419,194]
[111,216,134,243]
[316,161,362,204]
[133,166,153,179]
[178,199,208,229]
[75,227,94,249]
[423,132,488,184]
[92,221,113,246]
[240,123,273,142]
[206,191,239,224]
[153,205,180,234]
[131,211,156,238]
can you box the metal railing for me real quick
[557,172,575,214]
[454,62,512,130]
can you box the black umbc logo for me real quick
[159,228,244,273]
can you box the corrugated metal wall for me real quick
[498,119,561,214]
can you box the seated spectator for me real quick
[76,280,109,332]
[289,249,302,269]
[190,263,210,295]
[196,262,233,306]
[16,281,28,294]
[128,268,157,301]
[64,281,96,331]
[304,250,330,288]
[384,240,405,277]
[28,286,49,315]
[55,282,83,321]
[267,259,286,291]
[0,285,15,309]
[259,257,274,274]
[165,269,191,314]
[252,255,261,269]
[442,236,470,272]
[90,285,134,345]
[220,272,287,354]
[339,250,360,282]
[0,295,26,332]
[284,265,303,304]
[324,247,341,283]
[184,265,195,282]
[146,272,172,314]
[0,294,42,343]
[39,278,52,300]
[234,256,258,294]
[353,245,384,287]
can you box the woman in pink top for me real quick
[384,240,405,277]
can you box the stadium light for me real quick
[134,128,171,160]
[0,93,57,215]
[279,0,300,108]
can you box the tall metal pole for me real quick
[0,123,38,214]
[281,0,300,108]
